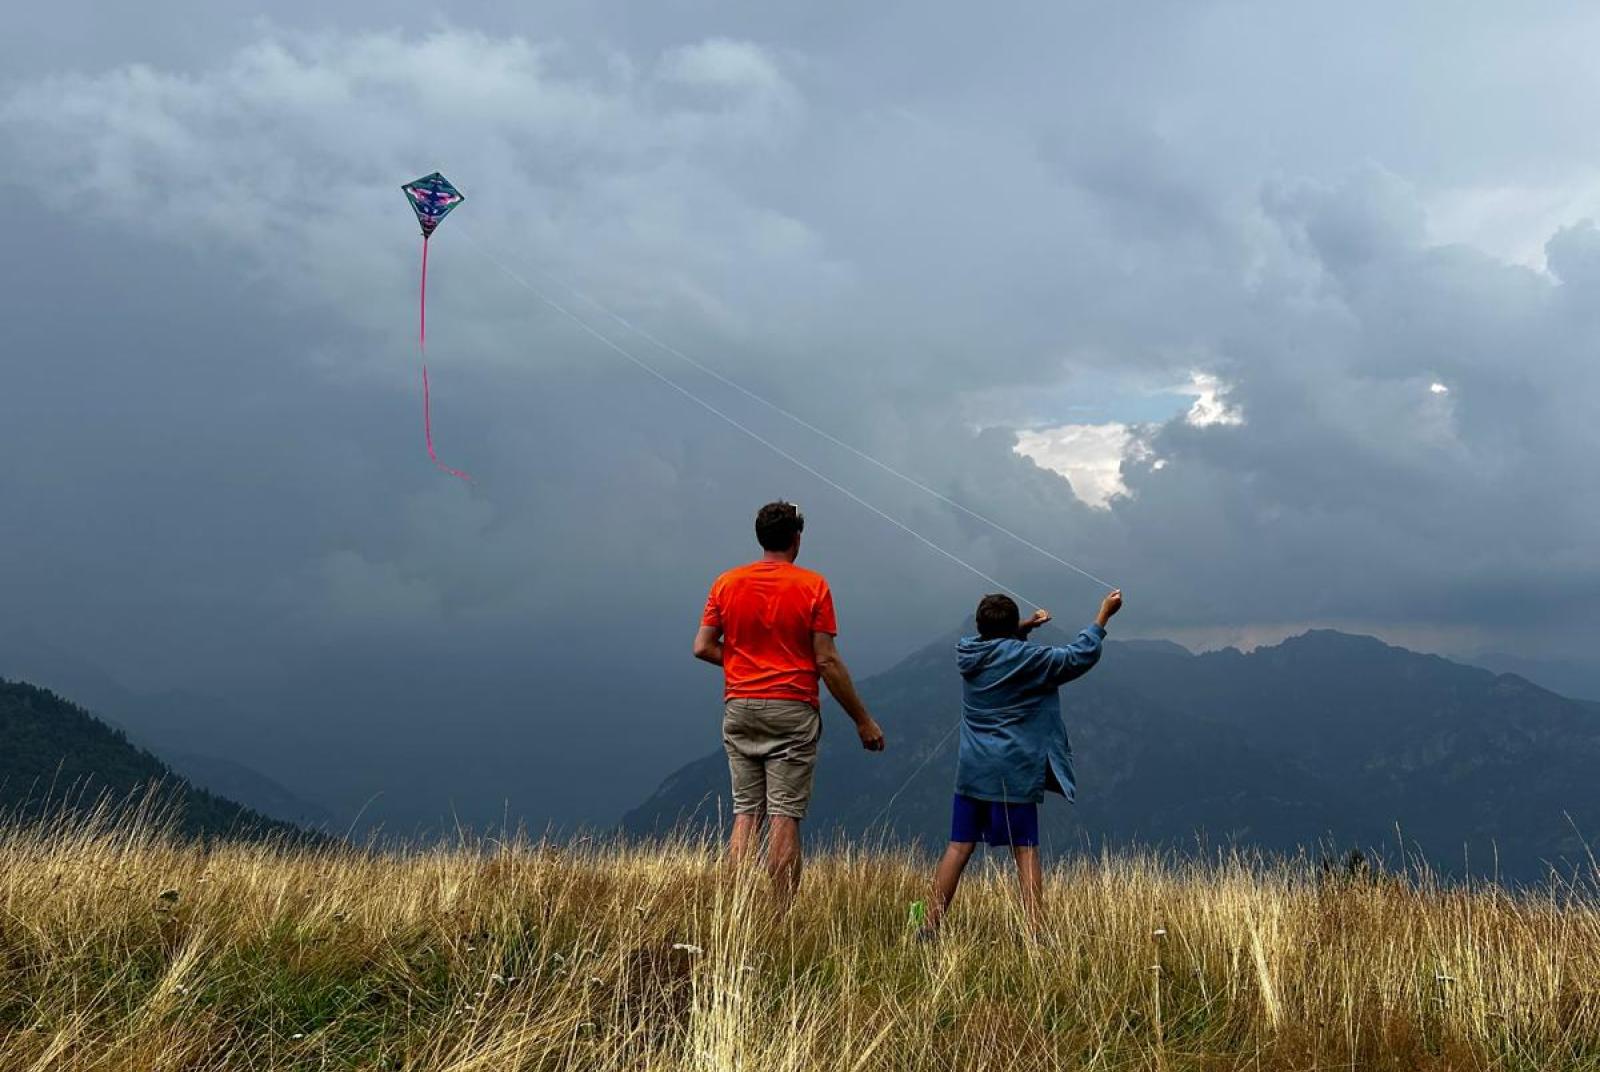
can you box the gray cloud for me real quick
[3,8,1598,828]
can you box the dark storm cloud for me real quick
[3,6,1598,827]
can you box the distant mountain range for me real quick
[0,678,310,840]
[625,629,1600,883]
[1468,652,1600,704]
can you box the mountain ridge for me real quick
[0,677,313,841]
[624,628,1600,882]
[0,631,334,827]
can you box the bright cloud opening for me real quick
[1430,382,1450,394]
[1012,422,1139,509]
[1184,371,1244,428]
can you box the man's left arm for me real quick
[694,583,724,666]
[692,626,723,666]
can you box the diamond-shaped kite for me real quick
[401,171,469,481]
[402,171,465,240]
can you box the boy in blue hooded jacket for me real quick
[920,588,1123,936]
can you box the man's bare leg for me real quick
[1011,845,1043,933]
[729,813,762,867]
[925,841,977,931]
[766,816,803,904]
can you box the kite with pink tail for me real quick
[401,171,469,482]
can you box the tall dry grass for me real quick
[2,808,1599,1070]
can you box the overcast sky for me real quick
[4,2,1598,828]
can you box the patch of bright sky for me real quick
[1184,371,1243,428]
[1001,369,1240,509]
[974,367,1201,431]
[1424,179,1600,270]
[1012,422,1142,510]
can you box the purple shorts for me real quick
[949,793,1039,847]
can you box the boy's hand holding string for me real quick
[1017,589,1121,640]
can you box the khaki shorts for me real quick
[722,698,822,820]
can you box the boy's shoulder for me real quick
[955,635,1043,670]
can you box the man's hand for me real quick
[1021,608,1052,634]
[1096,589,1124,629]
[815,631,885,753]
[856,716,886,752]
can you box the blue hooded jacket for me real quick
[954,624,1105,804]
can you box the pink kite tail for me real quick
[422,364,472,482]
[419,234,429,350]
[418,237,470,482]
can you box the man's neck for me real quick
[761,551,796,565]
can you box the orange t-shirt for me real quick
[701,561,838,706]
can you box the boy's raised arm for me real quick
[1041,589,1123,686]
[1095,589,1123,630]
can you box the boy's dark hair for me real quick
[975,593,1021,639]
[755,501,805,552]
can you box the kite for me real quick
[401,171,469,481]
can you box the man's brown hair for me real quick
[755,501,805,552]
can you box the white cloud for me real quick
[1182,371,1244,428]
[1012,422,1144,509]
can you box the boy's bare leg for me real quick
[767,816,803,906]
[1011,845,1043,933]
[926,841,977,929]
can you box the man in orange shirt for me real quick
[694,501,886,899]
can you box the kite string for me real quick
[565,291,1117,591]
[459,231,1136,865]
[420,234,429,350]
[460,231,1040,608]
[865,719,960,834]
[457,229,1114,594]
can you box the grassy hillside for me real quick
[4,817,1599,1070]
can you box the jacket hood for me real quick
[956,635,1014,677]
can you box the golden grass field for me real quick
[3,812,1599,1071]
